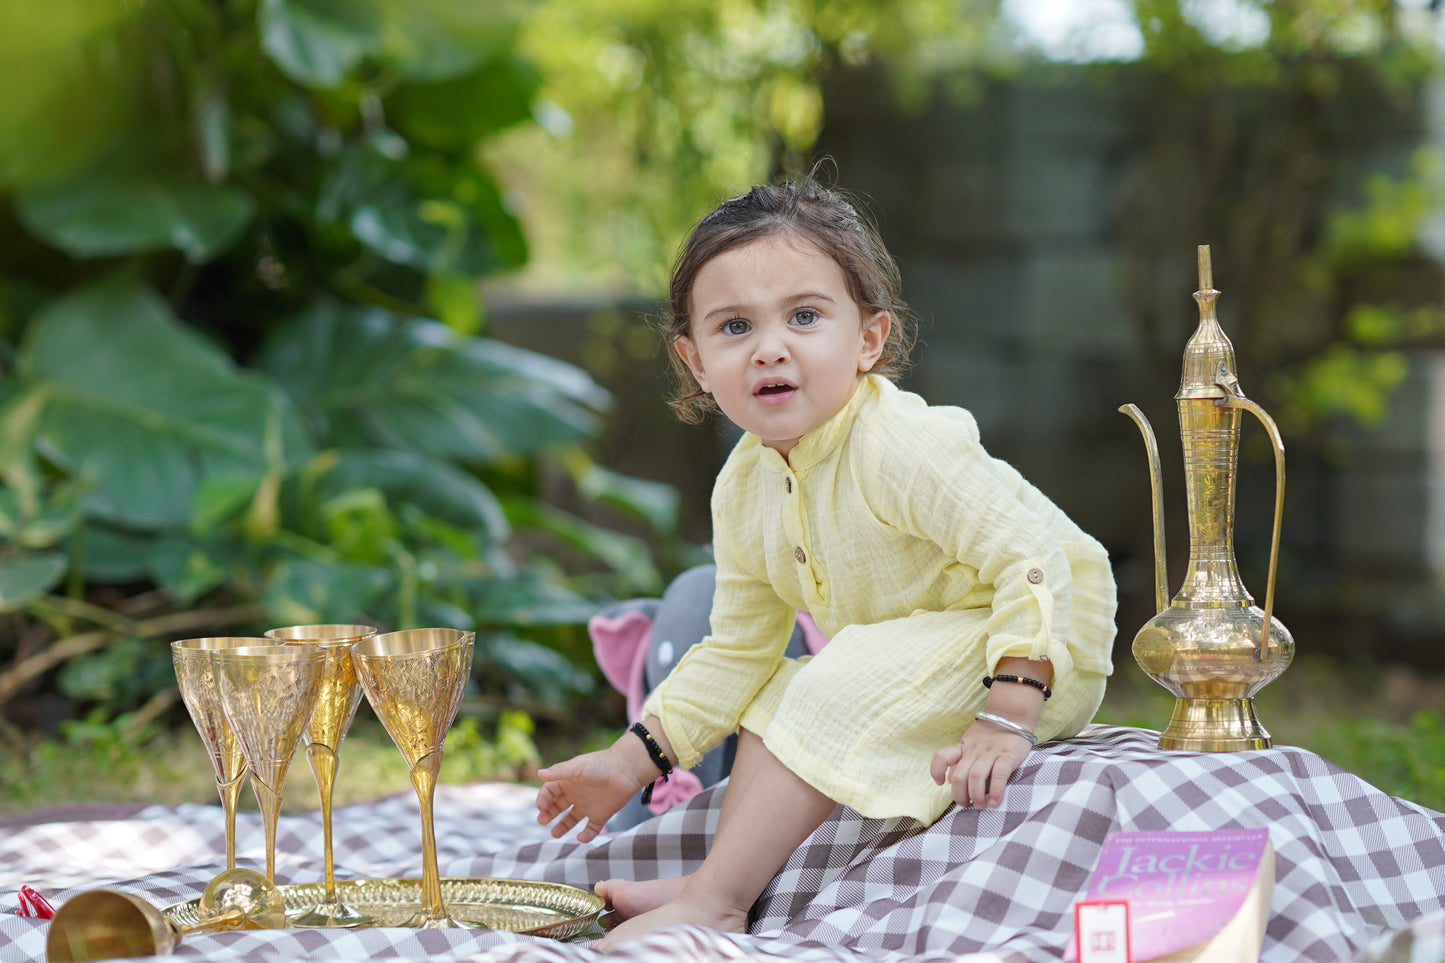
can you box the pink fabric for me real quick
[645,769,706,814]
[588,609,652,723]
[796,612,828,655]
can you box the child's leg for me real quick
[596,729,834,947]
[598,726,771,919]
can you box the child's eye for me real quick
[722,318,750,336]
[792,309,818,326]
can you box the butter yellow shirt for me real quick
[643,375,1117,823]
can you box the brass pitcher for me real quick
[1119,245,1295,751]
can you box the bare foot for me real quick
[593,893,747,950]
[595,875,690,921]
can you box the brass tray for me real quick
[163,877,604,940]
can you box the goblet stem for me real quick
[310,745,340,899]
[179,907,247,937]
[216,771,246,870]
[287,745,374,927]
[410,750,457,928]
[252,778,283,883]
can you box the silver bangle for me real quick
[974,712,1038,746]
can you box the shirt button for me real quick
[794,547,807,564]
[786,478,792,493]
[1027,568,1044,584]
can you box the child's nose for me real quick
[752,330,790,365]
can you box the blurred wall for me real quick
[489,65,1445,666]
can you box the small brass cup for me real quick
[46,867,285,962]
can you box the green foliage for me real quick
[1274,148,1445,435]
[488,0,1004,291]
[0,707,546,816]
[1090,1,1445,445]
[1312,711,1445,812]
[0,0,672,737]
[444,710,542,783]
[0,707,181,814]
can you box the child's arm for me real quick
[536,713,677,842]
[929,656,1052,810]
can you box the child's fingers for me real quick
[548,807,581,838]
[966,760,991,809]
[575,817,607,844]
[987,758,1014,808]
[929,743,964,784]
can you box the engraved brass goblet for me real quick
[352,628,474,929]
[171,637,261,870]
[263,623,377,927]
[213,644,327,882]
[45,867,285,961]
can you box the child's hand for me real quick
[929,721,1033,811]
[535,744,653,842]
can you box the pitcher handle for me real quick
[1118,403,1169,614]
[1217,371,1286,657]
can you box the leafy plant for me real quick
[0,0,671,744]
[487,0,1006,290]
[1311,711,1445,812]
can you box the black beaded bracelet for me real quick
[630,722,674,804]
[982,674,1052,700]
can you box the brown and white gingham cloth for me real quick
[2,726,1442,962]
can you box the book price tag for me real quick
[1075,899,1131,963]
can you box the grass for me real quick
[2,654,1442,818]
[0,710,549,819]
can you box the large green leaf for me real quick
[15,177,255,262]
[79,524,158,583]
[390,54,542,151]
[143,535,229,604]
[505,497,660,592]
[0,477,83,549]
[480,630,596,703]
[0,551,67,612]
[18,282,311,528]
[264,557,392,625]
[313,449,510,538]
[379,0,524,82]
[573,460,680,534]
[317,139,528,276]
[260,0,521,89]
[256,303,608,462]
[471,575,597,627]
[258,0,384,88]
[57,636,172,705]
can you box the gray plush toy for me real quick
[589,564,826,831]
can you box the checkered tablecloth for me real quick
[2,725,1443,962]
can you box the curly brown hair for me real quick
[660,178,914,425]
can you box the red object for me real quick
[15,886,55,919]
[1074,899,1130,963]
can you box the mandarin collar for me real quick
[757,374,884,475]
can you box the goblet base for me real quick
[289,899,376,928]
[406,912,470,929]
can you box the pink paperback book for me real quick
[1073,828,1274,963]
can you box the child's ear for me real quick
[674,336,711,391]
[858,311,891,373]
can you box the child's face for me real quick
[674,234,889,458]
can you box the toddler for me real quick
[535,178,1117,948]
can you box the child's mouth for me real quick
[755,382,796,406]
